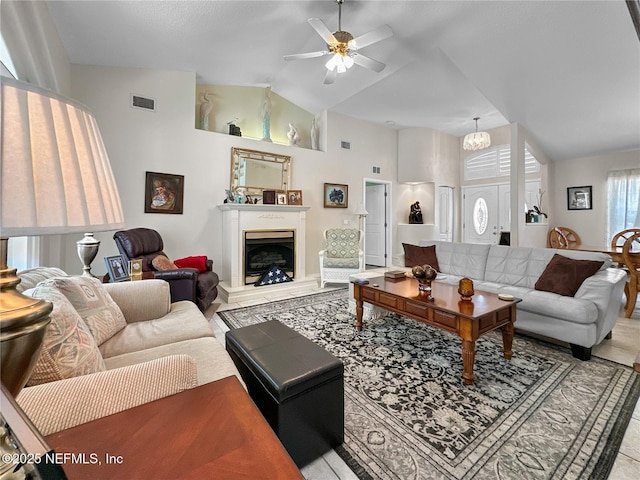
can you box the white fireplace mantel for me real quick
[217,204,315,303]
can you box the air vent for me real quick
[131,94,156,111]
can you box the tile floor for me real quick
[205,286,640,480]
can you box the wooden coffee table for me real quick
[46,376,303,479]
[353,277,521,385]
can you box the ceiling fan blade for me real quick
[351,53,386,73]
[323,68,337,85]
[350,24,393,50]
[308,18,337,44]
[283,51,330,61]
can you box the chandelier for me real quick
[463,117,491,151]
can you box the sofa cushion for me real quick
[104,337,244,387]
[17,355,198,436]
[99,300,214,358]
[44,276,127,345]
[152,255,177,271]
[174,255,208,272]
[25,285,106,386]
[534,254,604,297]
[498,285,599,325]
[420,241,491,279]
[402,243,440,271]
[485,245,611,289]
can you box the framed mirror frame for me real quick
[230,147,291,197]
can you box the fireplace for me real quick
[218,204,313,303]
[244,230,295,285]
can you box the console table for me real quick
[46,376,303,479]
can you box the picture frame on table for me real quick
[144,171,184,214]
[567,186,592,210]
[276,190,288,205]
[287,190,303,206]
[105,255,130,282]
[324,183,348,208]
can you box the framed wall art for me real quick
[567,186,592,210]
[324,183,348,208]
[145,171,184,214]
[104,255,130,282]
[287,190,303,206]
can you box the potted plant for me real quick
[526,189,547,223]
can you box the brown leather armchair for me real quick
[113,228,219,312]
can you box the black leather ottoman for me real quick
[225,320,344,467]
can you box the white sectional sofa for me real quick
[417,241,627,360]
[352,242,627,361]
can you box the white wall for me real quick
[0,1,70,94]
[550,149,640,246]
[68,65,400,279]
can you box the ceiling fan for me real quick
[283,0,393,85]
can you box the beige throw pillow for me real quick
[45,276,127,345]
[26,284,106,386]
[152,255,178,271]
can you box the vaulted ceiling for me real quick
[47,0,640,161]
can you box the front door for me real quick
[463,186,499,244]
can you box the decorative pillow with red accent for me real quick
[174,255,208,272]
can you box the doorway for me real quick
[363,179,392,267]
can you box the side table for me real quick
[46,376,303,479]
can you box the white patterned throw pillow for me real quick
[42,276,127,345]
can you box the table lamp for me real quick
[0,77,125,396]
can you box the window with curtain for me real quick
[607,169,640,240]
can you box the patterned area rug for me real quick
[218,290,640,480]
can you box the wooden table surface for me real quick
[46,376,303,480]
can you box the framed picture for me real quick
[263,190,276,205]
[145,171,184,214]
[104,255,130,282]
[287,190,303,206]
[324,183,348,208]
[276,190,288,205]
[567,186,592,210]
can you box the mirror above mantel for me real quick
[230,147,291,196]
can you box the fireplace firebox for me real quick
[244,230,295,285]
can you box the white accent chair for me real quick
[319,228,364,288]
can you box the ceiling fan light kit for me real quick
[463,117,491,151]
[283,0,392,83]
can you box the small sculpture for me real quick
[409,201,423,224]
[261,86,272,142]
[199,91,213,130]
[310,117,319,150]
[287,123,300,146]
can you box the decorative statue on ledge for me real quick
[409,201,423,224]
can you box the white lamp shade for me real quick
[463,131,491,151]
[1,77,124,237]
[354,203,369,216]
